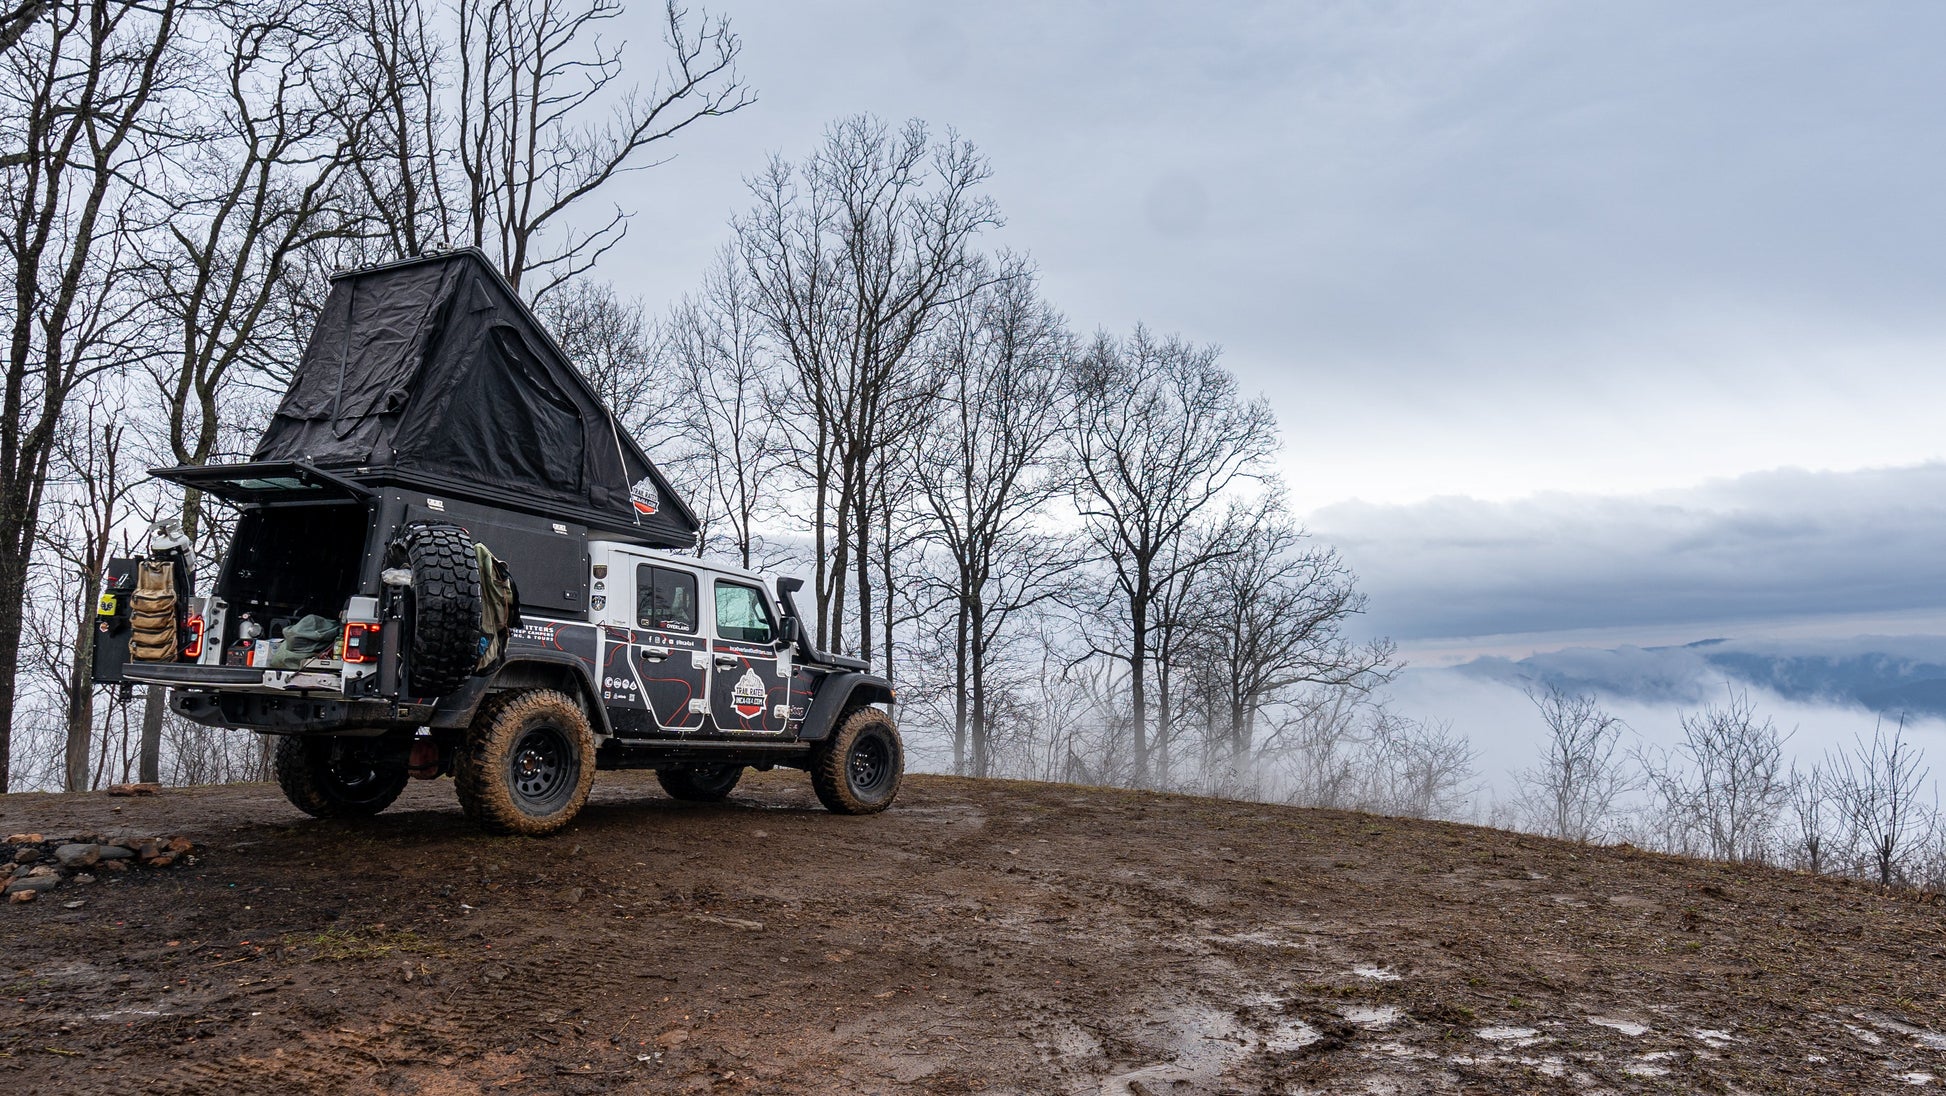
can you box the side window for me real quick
[712,582,775,644]
[636,565,697,633]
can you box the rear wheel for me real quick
[454,689,596,836]
[385,522,482,697]
[274,734,410,819]
[810,707,903,815]
[657,764,743,802]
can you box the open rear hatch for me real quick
[147,460,372,505]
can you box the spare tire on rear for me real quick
[386,522,483,697]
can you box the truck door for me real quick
[633,563,708,732]
[707,578,791,735]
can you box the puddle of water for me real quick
[1691,1028,1735,1048]
[1097,1003,1250,1095]
[1588,1016,1649,1037]
[1352,965,1402,982]
[1898,1073,1936,1087]
[1344,1006,1402,1028]
[1862,1012,1946,1051]
[1845,1023,1886,1046]
[1477,1026,1541,1043]
[1263,1018,1321,1054]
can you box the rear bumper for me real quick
[171,688,435,734]
[125,664,268,687]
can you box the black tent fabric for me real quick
[254,250,697,546]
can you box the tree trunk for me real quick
[853,464,873,668]
[138,686,165,784]
[879,489,894,687]
[0,558,22,793]
[971,598,990,779]
[1153,639,1173,789]
[1129,566,1150,788]
[63,569,102,791]
[953,604,968,775]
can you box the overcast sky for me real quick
[605,1,1946,645]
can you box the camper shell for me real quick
[93,250,902,835]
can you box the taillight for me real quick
[343,621,378,664]
[182,614,205,659]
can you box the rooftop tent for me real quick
[253,249,697,547]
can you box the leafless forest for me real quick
[2,0,1942,897]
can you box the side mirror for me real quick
[780,616,801,647]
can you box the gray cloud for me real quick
[1310,463,1946,640]
[600,1,1946,507]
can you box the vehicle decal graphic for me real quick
[730,668,767,719]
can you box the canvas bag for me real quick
[129,560,178,661]
[475,542,520,670]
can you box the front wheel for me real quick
[658,765,743,802]
[454,689,596,836]
[810,707,903,815]
[275,734,410,819]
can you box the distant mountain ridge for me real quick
[1452,636,1946,719]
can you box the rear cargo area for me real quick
[213,502,370,658]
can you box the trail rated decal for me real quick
[631,485,659,516]
[730,667,766,719]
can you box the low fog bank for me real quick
[1387,642,1946,806]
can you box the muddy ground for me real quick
[1,770,1943,1094]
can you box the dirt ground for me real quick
[1,770,1943,1094]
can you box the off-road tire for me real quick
[657,765,743,802]
[387,522,482,697]
[810,707,903,815]
[454,689,596,836]
[274,734,410,819]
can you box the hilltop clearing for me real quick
[1,771,1941,1093]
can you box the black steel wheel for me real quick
[454,689,596,836]
[275,734,410,819]
[657,764,744,802]
[509,724,575,814]
[810,707,903,815]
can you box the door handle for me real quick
[638,645,669,662]
[714,654,739,668]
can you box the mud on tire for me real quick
[657,765,743,802]
[274,734,410,819]
[454,689,596,836]
[810,707,903,815]
[386,522,482,697]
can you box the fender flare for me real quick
[796,671,895,742]
[428,653,611,737]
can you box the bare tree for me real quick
[737,115,998,661]
[0,0,44,55]
[1788,761,1832,874]
[1067,327,1278,788]
[1360,712,1478,820]
[1189,498,1395,788]
[1516,685,1632,842]
[336,0,451,257]
[658,248,782,565]
[42,389,136,790]
[454,0,749,297]
[0,0,183,790]
[1831,716,1933,888]
[1642,690,1793,862]
[911,258,1072,776]
[148,0,365,538]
